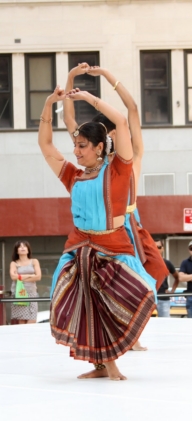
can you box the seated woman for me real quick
[38,85,157,381]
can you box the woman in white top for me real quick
[10,240,41,324]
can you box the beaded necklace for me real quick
[84,161,104,174]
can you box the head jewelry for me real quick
[73,121,112,155]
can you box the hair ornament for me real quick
[73,122,88,138]
[105,135,112,155]
[73,128,80,137]
[98,122,107,133]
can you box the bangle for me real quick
[113,81,120,90]
[18,275,22,281]
[94,97,100,111]
[40,115,52,123]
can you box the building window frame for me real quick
[140,50,172,126]
[68,51,100,125]
[0,54,13,129]
[143,173,175,196]
[184,50,192,124]
[25,53,56,128]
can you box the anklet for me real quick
[94,363,106,370]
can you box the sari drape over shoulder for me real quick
[50,156,156,363]
[125,172,169,291]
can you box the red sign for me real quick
[184,208,192,231]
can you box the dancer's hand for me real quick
[46,86,65,104]
[65,88,88,101]
[87,65,105,77]
[70,63,90,77]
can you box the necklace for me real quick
[84,162,104,174]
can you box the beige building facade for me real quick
[0,0,192,198]
[0,0,192,299]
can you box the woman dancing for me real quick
[38,86,156,380]
[63,64,169,359]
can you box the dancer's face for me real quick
[73,135,103,168]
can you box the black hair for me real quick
[154,238,164,247]
[12,240,32,261]
[92,113,116,133]
[77,121,107,158]
[92,113,115,153]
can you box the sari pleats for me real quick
[50,246,156,363]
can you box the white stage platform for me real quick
[0,318,192,421]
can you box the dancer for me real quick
[87,66,169,290]
[63,65,169,357]
[63,63,146,354]
[39,85,157,380]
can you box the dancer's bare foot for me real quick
[131,340,148,351]
[105,361,127,381]
[77,367,108,379]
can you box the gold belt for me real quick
[126,202,136,214]
[78,228,117,235]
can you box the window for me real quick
[143,174,175,195]
[185,51,192,123]
[26,54,56,127]
[0,55,13,128]
[140,51,171,125]
[68,52,100,124]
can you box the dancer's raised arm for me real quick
[63,63,90,139]
[87,66,143,192]
[66,88,133,161]
[38,86,66,177]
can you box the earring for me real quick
[96,151,102,161]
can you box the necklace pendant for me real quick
[84,162,104,174]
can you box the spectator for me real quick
[10,240,41,324]
[155,239,179,317]
[179,240,192,318]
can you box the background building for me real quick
[0,0,192,302]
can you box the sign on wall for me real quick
[183,208,192,231]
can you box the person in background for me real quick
[179,240,192,318]
[10,241,41,324]
[155,239,179,317]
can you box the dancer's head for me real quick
[92,113,116,148]
[73,121,113,167]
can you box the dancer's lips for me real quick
[77,156,83,161]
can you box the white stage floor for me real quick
[0,318,192,421]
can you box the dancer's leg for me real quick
[78,364,108,379]
[132,339,147,351]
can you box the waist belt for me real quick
[126,202,136,214]
[78,228,117,235]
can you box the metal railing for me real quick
[0,292,191,324]
[0,292,192,303]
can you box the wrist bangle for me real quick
[18,275,22,281]
[40,115,52,123]
[113,81,120,90]
[94,97,100,111]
